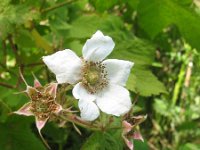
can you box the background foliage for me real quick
[0,0,200,149]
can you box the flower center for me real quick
[35,101,49,112]
[30,91,57,120]
[82,61,108,94]
[85,68,100,85]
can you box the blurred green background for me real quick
[0,0,200,149]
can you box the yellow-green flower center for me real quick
[85,68,100,85]
[82,61,108,94]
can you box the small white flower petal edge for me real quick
[73,82,96,101]
[43,49,82,84]
[78,99,100,121]
[43,30,134,121]
[96,84,132,116]
[102,59,134,86]
[82,30,115,62]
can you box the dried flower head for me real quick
[14,76,62,133]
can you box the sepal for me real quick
[14,102,33,116]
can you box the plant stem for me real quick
[171,63,186,106]
[59,113,123,132]
[41,0,77,13]
[59,114,101,131]
[0,82,15,89]
[8,36,21,66]
[1,40,7,65]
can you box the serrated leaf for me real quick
[127,69,167,96]
[109,36,166,96]
[137,0,200,51]
[67,14,166,96]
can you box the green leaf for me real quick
[109,35,166,96]
[153,99,169,116]
[81,131,123,150]
[68,15,102,39]
[127,0,140,10]
[127,68,167,96]
[0,0,39,39]
[0,101,11,122]
[0,87,27,107]
[43,122,69,144]
[14,29,36,48]
[137,0,200,51]
[179,143,200,150]
[89,0,118,12]
[0,116,46,150]
[134,140,149,150]
[67,14,166,96]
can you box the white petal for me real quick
[43,49,82,84]
[72,82,96,101]
[78,99,100,121]
[96,84,132,116]
[82,30,115,61]
[103,59,134,86]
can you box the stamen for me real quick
[81,60,108,94]
[30,90,58,120]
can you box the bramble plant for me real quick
[0,0,200,150]
[14,31,145,150]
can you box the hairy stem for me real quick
[59,113,101,131]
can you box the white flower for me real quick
[43,30,134,121]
